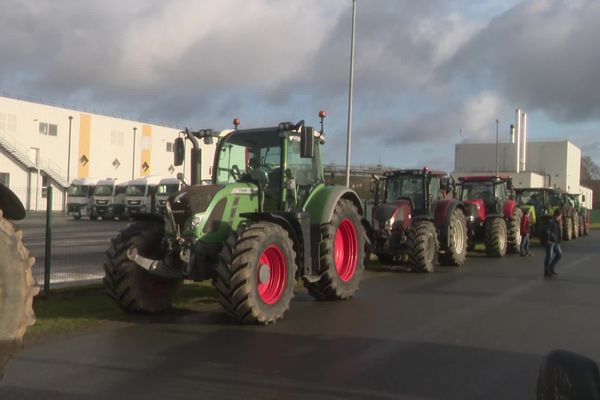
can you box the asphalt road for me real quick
[2,232,599,399]
[15,213,128,288]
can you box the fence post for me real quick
[44,185,53,295]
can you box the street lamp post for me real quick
[67,115,73,182]
[495,119,500,177]
[345,0,357,187]
[132,127,137,180]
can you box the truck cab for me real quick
[156,177,181,215]
[92,178,128,220]
[66,178,99,220]
[124,176,163,216]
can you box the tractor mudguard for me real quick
[502,200,517,220]
[434,199,464,249]
[0,184,25,221]
[304,184,363,225]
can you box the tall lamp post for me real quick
[132,127,137,180]
[67,115,73,182]
[345,0,357,187]
[495,119,500,177]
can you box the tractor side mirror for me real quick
[300,127,315,158]
[174,137,185,166]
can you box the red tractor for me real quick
[457,176,522,256]
[367,168,468,272]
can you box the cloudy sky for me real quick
[2,0,600,171]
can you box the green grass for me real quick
[27,282,217,341]
[590,222,600,230]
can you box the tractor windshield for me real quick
[548,191,562,207]
[460,182,494,203]
[93,185,114,196]
[215,129,281,184]
[386,175,424,206]
[68,185,90,197]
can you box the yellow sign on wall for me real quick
[77,114,91,178]
[140,124,152,176]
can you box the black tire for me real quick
[563,216,573,241]
[572,213,579,239]
[536,349,600,400]
[407,220,439,272]
[304,199,365,300]
[103,221,182,313]
[439,208,467,267]
[0,210,39,377]
[484,217,507,257]
[507,207,523,254]
[583,215,589,235]
[214,222,296,324]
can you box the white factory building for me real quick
[453,109,593,208]
[0,95,216,211]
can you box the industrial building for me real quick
[453,109,593,208]
[0,95,216,211]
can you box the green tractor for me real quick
[103,117,366,324]
[515,188,575,240]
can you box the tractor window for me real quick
[386,176,424,208]
[93,185,113,196]
[429,177,441,201]
[125,185,146,196]
[68,185,90,197]
[548,192,562,207]
[287,138,321,186]
[494,183,507,201]
[460,182,494,203]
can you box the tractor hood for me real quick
[463,199,485,222]
[168,182,259,243]
[373,200,412,231]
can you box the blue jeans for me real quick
[520,234,530,255]
[544,242,562,274]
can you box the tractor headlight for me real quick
[384,217,395,231]
[190,212,205,231]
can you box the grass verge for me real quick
[27,282,217,341]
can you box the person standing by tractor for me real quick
[543,209,563,278]
[520,208,532,256]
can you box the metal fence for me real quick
[13,186,128,292]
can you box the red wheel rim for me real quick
[334,218,358,282]
[257,245,287,305]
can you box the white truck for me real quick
[66,178,100,220]
[156,177,181,215]
[92,178,129,220]
[124,176,163,216]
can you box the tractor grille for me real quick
[168,184,224,230]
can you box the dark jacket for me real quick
[546,218,561,244]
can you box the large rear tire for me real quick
[439,208,467,267]
[507,208,523,253]
[214,222,296,324]
[562,216,573,241]
[304,199,364,300]
[103,221,182,313]
[484,217,507,257]
[0,210,39,378]
[572,213,579,239]
[408,220,439,272]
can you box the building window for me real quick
[39,122,58,136]
[0,172,9,186]
[110,130,124,146]
[166,142,173,152]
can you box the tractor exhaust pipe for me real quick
[184,129,201,185]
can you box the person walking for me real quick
[543,209,563,278]
[520,208,532,256]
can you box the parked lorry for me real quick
[367,168,467,272]
[155,177,181,215]
[92,178,128,220]
[457,175,521,256]
[66,178,100,220]
[104,116,366,324]
[124,176,162,217]
[0,183,38,377]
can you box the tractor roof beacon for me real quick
[103,114,366,324]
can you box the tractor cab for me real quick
[382,168,446,216]
[458,176,510,218]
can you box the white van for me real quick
[92,178,129,220]
[156,177,181,215]
[66,178,100,220]
[125,176,163,216]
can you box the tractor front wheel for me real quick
[439,208,467,267]
[0,210,39,377]
[484,217,507,257]
[507,208,523,253]
[562,216,573,241]
[304,200,364,300]
[572,213,580,239]
[408,220,439,272]
[215,222,297,324]
[103,221,182,313]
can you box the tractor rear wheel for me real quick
[507,208,522,253]
[304,199,364,300]
[215,222,296,324]
[408,220,439,272]
[562,217,573,241]
[484,217,507,257]
[583,215,589,235]
[572,213,579,239]
[439,208,467,267]
[0,210,38,377]
[103,221,182,313]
